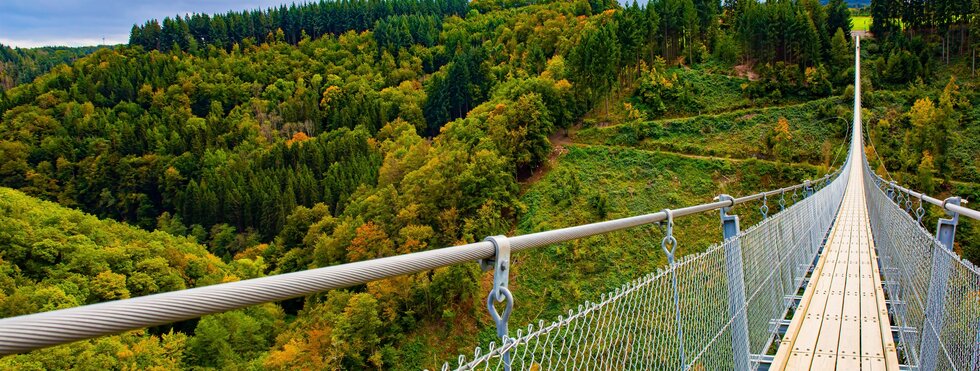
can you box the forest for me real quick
[0,45,100,91]
[0,0,979,368]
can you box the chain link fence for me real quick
[865,167,980,370]
[443,164,850,370]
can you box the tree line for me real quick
[871,0,980,71]
[0,44,100,91]
[128,0,468,52]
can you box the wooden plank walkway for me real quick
[771,159,901,370]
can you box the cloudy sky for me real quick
[0,0,300,48]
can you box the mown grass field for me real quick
[853,16,872,31]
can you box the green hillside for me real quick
[0,0,979,367]
[0,45,102,91]
[0,186,283,369]
[578,94,851,163]
[511,145,826,325]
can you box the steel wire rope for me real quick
[863,115,894,182]
[819,115,852,173]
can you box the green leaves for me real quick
[90,271,130,301]
[187,305,284,368]
[570,22,621,107]
[486,93,555,172]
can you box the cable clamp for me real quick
[481,235,511,302]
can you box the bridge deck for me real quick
[771,160,901,370]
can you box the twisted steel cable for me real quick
[0,174,838,355]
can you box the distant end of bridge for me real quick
[770,37,901,368]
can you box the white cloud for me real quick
[0,36,127,48]
[0,0,299,49]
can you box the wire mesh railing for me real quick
[0,172,841,356]
[443,159,850,371]
[865,166,980,370]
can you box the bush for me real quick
[713,33,741,65]
[633,61,706,117]
[883,50,922,84]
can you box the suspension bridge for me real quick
[1,39,978,370]
[771,36,897,369]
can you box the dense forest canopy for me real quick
[0,0,852,245]
[0,44,101,91]
[2,0,979,368]
[869,0,980,75]
[128,0,470,52]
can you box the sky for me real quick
[0,0,301,48]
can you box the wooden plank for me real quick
[814,205,854,358]
[859,212,886,361]
[836,353,862,369]
[772,220,845,369]
[864,209,902,369]
[809,352,839,370]
[774,157,901,370]
[861,356,888,371]
[839,216,863,364]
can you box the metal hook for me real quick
[487,286,514,338]
[916,194,926,226]
[660,209,678,264]
[486,286,514,370]
[480,236,511,302]
[905,190,913,213]
[761,194,769,219]
[481,235,514,370]
[779,190,787,211]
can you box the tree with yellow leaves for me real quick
[762,116,794,161]
[347,222,396,262]
[918,151,936,194]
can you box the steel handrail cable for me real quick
[862,149,980,220]
[862,113,894,182]
[0,170,843,355]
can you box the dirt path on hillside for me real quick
[518,85,838,190]
[520,129,575,188]
[734,64,759,81]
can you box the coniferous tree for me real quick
[827,0,852,40]
[643,1,662,64]
[972,4,980,75]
